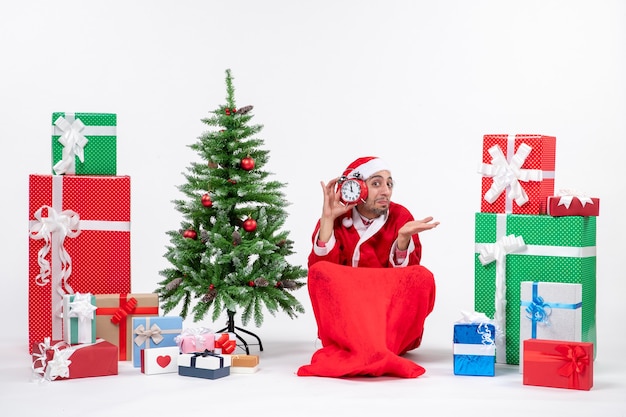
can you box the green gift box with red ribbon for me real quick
[474,212,596,365]
[95,293,159,361]
[51,112,117,175]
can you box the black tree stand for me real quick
[216,310,264,355]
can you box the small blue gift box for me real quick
[131,316,183,367]
[453,323,496,376]
[178,351,231,380]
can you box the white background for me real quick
[1,1,625,415]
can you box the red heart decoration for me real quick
[157,355,171,368]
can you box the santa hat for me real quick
[342,156,391,180]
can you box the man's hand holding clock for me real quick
[317,177,358,243]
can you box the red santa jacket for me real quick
[308,202,422,268]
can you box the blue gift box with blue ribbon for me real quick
[453,322,496,376]
[519,281,582,371]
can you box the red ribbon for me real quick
[555,344,590,389]
[111,297,138,324]
[96,294,158,360]
[215,333,236,354]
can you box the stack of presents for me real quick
[453,134,598,391]
[28,112,259,382]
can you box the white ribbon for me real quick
[52,115,89,175]
[175,327,214,351]
[478,140,543,211]
[456,311,498,347]
[477,234,526,363]
[65,292,97,343]
[29,175,132,339]
[556,189,595,209]
[29,205,80,291]
[32,338,103,382]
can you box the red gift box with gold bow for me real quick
[28,175,131,353]
[523,339,593,390]
[95,293,159,360]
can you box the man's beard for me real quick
[370,206,388,217]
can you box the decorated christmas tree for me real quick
[156,69,306,336]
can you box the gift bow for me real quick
[133,323,164,346]
[175,327,213,348]
[67,292,97,322]
[214,333,236,354]
[479,143,543,207]
[110,297,138,325]
[29,205,81,289]
[556,189,595,209]
[53,116,89,175]
[32,338,104,382]
[32,338,70,381]
[524,295,552,326]
[556,344,590,388]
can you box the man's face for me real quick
[358,170,393,218]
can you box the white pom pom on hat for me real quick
[342,156,391,180]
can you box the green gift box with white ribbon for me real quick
[62,293,97,345]
[474,212,596,365]
[51,112,117,175]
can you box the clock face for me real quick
[340,179,364,204]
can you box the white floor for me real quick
[2,332,624,417]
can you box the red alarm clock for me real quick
[338,175,367,205]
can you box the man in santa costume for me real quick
[298,156,440,378]
[309,156,439,267]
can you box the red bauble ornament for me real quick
[240,156,255,171]
[227,179,237,185]
[242,217,257,232]
[183,229,197,240]
[209,284,214,290]
[201,193,213,207]
[248,280,255,287]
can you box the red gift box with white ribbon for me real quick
[478,134,556,215]
[28,174,131,353]
[546,190,600,217]
[31,338,118,381]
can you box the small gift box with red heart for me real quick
[214,332,237,354]
[179,351,231,380]
[523,339,593,390]
[175,327,215,354]
[141,346,179,375]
